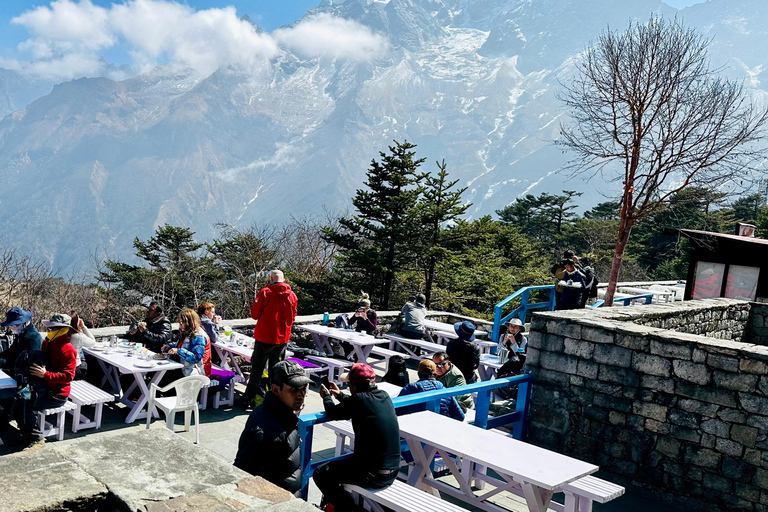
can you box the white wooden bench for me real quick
[36,401,77,441]
[305,355,352,384]
[345,479,467,512]
[325,419,356,456]
[68,380,116,433]
[198,378,219,411]
[211,366,245,409]
[383,334,445,359]
[560,475,625,512]
[369,346,411,372]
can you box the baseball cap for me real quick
[418,359,437,376]
[271,360,311,388]
[340,363,376,386]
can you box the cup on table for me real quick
[223,326,233,338]
[109,335,117,348]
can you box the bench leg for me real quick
[199,388,208,410]
[56,411,66,441]
[71,405,81,433]
[95,403,104,429]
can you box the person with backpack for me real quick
[0,307,43,430]
[382,355,409,387]
[580,257,598,308]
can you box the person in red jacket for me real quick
[237,270,298,409]
[24,313,77,448]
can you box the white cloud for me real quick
[7,1,387,81]
[274,13,389,61]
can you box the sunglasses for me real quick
[435,362,447,368]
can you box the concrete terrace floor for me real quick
[0,364,684,512]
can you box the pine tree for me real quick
[323,140,425,309]
[415,160,470,306]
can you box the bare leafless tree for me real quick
[558,15,768,305]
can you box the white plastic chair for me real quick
[146,374,210,444]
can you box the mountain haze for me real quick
[0,0,766,272]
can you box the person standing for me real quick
[315,364,401,512]
[237,270,298,409]
[234,360,310,497]
[556,259,587,310]
[446,321,481,383]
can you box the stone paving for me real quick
[0,364,683,512]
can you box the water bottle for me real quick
[322,312,329,326]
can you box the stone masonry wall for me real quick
[526,299,768,512]
[747,304,768,347]
[629,299,750,341]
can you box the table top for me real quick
[84,343,183,374]
[479,354,504,369]
[0,368,16,390]
[214,339,254,359]
[376,381,402,398]
[299,325,390,346]
[424,319,486,337]
[397,411,598,490]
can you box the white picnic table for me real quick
[212,335,256,380]
[0,368,16,390]
[84,343,184,424]
[423,319,487,338]
[398,411,599,512]
[298,325,390,364]
[478,354,504,380]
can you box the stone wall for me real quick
[747,303,768,347]
[526,299,768,512]
[630,300,751,341]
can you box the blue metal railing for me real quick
[591,293,654,308]
[491,285,555,343]
[297,374,533,500]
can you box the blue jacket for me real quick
[200,316,219,346]
[399,378,465,421]
[0,323,43,380]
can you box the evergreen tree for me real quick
[323,140,425,309]
[731,193,765,226]
[415,160,470,306]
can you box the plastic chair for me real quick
[146,374,210,444]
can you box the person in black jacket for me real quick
[315,363,401,512]
[126,302,173,353]
[0,307,43,428]
[446,321,480,383]
[234,360,309,496]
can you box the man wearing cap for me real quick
[238,270,299,409]
[234,360,309,496]
[315,363,400,512]
[499,318,528,376]
[432,351,474,411]
[22,313,77,447]
[398,359,464,421]
[397,293,427,340]
[556,259,586,311]
[446,321,481,384]
[0,307,43,428]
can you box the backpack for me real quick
[335,314,350,329]
[383,355,409,387]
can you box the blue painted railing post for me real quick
[512,378,532,440]
[492,303,503,343]
[548,287,556,310]
[298,420,314,500]
[521,289,530,322]
[474,388,490,430]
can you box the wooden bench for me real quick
[68,380,116,433]
[211,365,245,409]
[305,355,352,384]
[345,479,467,512]
[198,378,220,411]
[325,419,356,456]
[383,334,445,359]
[560,475,625,512]
[369,346,410,372]
[36,401,77,441]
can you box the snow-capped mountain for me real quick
[0,0,765,271]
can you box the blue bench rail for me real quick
[492,285,555,343]
[297,373,533,500]
[591,293,654,308]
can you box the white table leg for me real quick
[124,370,165,424]
[521,482,554,512]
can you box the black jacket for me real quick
[234,392,302,496]
[0,323,43,381]
[126,315,173,353]
[323,387,401,472]
[446,338,480,383]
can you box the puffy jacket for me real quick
[251,282,298,345]
[399,378,465,421]
[127,315,173,353]
[0,323,43,378]
[42,335,77,398]
[400,302,426,334]
[234,392,301,496]
[446,338,480,383]
[175,328,212,377]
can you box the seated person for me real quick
[234,360,310,497]
[0,307,43,427]
[446,321,480,383]
[348,293,377,334]
[315,364,400,512]
[432,351,473,411]
[68,313,96,380]
[24,313,77,448]
[126,302,173,353]
[498,318,527,376]
[398,359,464,421]
[556,259,587,311]
[398,293,427,340]
[197,301,222,365]
[164,309,211,378]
